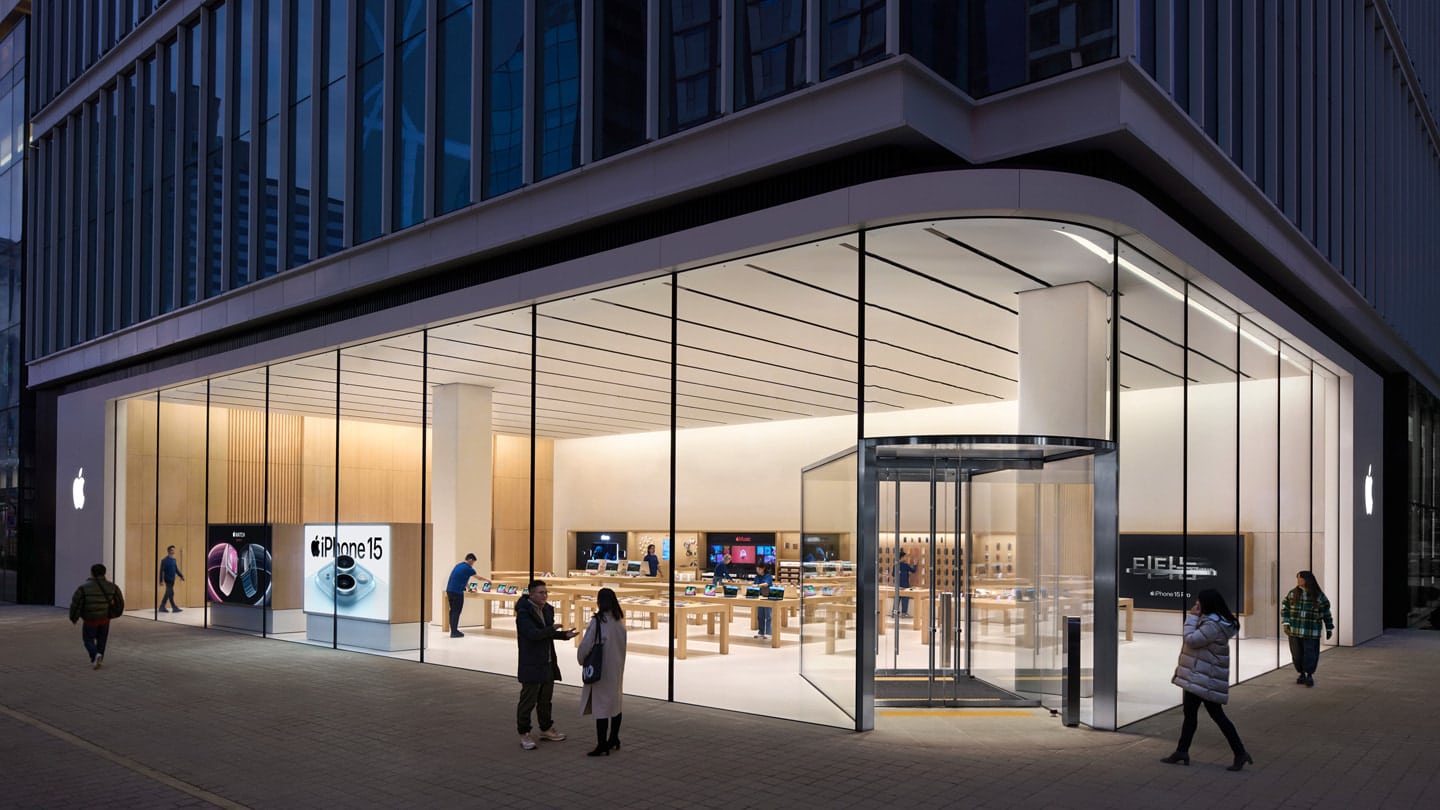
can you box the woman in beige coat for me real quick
[578,587,627,756]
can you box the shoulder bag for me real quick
[581,617,605,684]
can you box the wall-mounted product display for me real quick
[802,534,841,563]
[304,524,392,621]
[705,532,777,574]
[206,525,274,606]
[1118,533,1250,612]
[574,531,628,568]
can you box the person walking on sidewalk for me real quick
[445,553,482,638]
[1281,570,1334,687]
[1162,588,1252,771]
[577,587,628,756]
[515,580,578,749]
[69,563,124,670]
[158,545,186,613]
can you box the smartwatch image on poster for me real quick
[312,554,378,606]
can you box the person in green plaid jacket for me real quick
[1281,570,1333,688]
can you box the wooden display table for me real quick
[568,594,733,659]
[462,588,575,633]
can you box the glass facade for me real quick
[26,1,1128,357]
[110,216,1345,730]
[0,19,26,602]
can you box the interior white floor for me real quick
[126,606,1322,729]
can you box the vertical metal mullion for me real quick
[667,271,677,702]
[521,0,535,185]
[343,1,358,247]
[529,306,537,579]
[333,350,341,648]
[309,0,324,262]
[247,0,263,283]
[1216,0,1233,156]
[381,0,396,232]
[470,0,485,204]
[1274,340,1281,665]
[262,366,270,639]
[645,0,658,142]
[884,0,899,57]
[153,392,160,616]
[277,0,293,274]
[420,330,430,661]
[1181,281,1189,614]
[144,52,159,319]
[423,0,439,220]
[805,0,819,86]
[855,226,871,732]
[204,380,211,629]
[579,0,594,165]
[719,0,733,114]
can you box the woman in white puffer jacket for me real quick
[1161,588,1252,771]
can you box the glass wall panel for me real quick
[675,237,857,727]
[138,58,156,323]
[159,40,177,314]
[821,0,885,79]
[659,0,719,135]
[155,382,210,624]
[483,0,525,197]
[231,0,254,288]
[1315,365,1340,648]
[258,0,282,279]
[593,0,647,160]
[1277,347,1313,670]
[734,0,806,110]
[535,280,671,703]
[206,4,227,297]
[535,0,581,181]
[264,353,338,646]
[319,0,347,257]
[800,448,856,721]
[334,334,427,658]
[394,1,427,228]
[1115,241,1185,726]
[287,0,313,270]
[423,308,533,674]
[116,393,159,619]
[205,367,270,636]
[182,22,200,306]
[355,0,385,241]
[1185,286,1240,681]
[435,1,473,213]
[1237,319,1280,681]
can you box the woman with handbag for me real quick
[577,587,628,756]
[1162,588,1252,771]
[1281,570,1334,687]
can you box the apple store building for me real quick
[51,172,1384,731]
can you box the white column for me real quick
[1018,282,1108,438]
[432,384,494,587]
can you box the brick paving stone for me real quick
[3,605,1440,808]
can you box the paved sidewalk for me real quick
[1,604,1436,809]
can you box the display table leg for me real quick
[483,599,493,630]
[676,613,688,660]
[718,610,730,654]
[825,612,837,655]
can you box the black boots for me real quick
[607,713,623,751]
[1160,751,1189,766]
[588,719,610,757]
[1226,751,1254,771]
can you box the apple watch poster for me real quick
[303,524,391,621]
[206,525,274,606]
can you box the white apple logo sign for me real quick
[1364,464,1373,516]
[72,468,86,511]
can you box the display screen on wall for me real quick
[206,525,273,606]
[303,524,392,621]
[575,532,627,568]
[802,534,841,563]
[1118,533,1246,612]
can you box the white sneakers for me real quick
[520,727,565,749]
[519,733,537,750]
[93,654,103,670]
[536,727,566,742]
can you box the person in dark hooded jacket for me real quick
[69,563,124,670]
[1162,588,1252,771]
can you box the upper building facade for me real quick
[15,1,1440,729]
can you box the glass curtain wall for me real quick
[110,216,1345,731]
[674,238,856,725]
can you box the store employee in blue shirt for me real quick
[446,553,485,638]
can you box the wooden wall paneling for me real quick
[207,408,230,521]
[226,409,266,522]
[302,415,337,524]
[270,524,306,611]
[387,523,433,623]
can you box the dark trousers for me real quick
[517,679,555,735]
[1177,690,1244,755]
[757,606,773,635]
[1289,635,1320,675]
[82,622,110,662]
[446,591,464,632]
[160,581,178,611]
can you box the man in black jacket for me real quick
[69,563,124,669]
[515,580,578,749]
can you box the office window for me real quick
[734,0,806,110]
[593,0,647,160]
[287,0,314,269]
[139,56,157,323]
[258,0,282,279]
[182,22,200,306]
[160,39,178,313]
[394,0,427,230]
[536,0,581,181]
[231,0,254,289]
[483,0,524,197]
[659,0,719,135]
[319,0,347,256]
[435,0,473,214]
[821,0,885,79]
[355,0,384,242]
[207,4,228,298]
